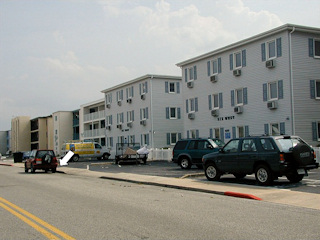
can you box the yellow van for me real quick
[62,141,110,162]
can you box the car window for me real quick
[36,150,54,158]
[260,139,275,151]
[187,141,197,150]
[276,138,303,152]
[241,139,257,152]
[30,150,37,158]
[197,141,211,150]
[211,139,225,148]
[174,141,188,150]
[223,140,239,153]
[95,143,102,149]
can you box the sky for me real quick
[1,0,320,131]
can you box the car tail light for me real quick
[279,153,285,163]
[35,158,42,164]
[313,151,316,160]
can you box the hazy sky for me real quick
[1,0,319,130]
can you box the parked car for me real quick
[24,150,58,173]
[23,151,31,160]
[202,135,319,185]
[172,138,224,169]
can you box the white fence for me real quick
[314,147,320,163]
[147,148,173,161]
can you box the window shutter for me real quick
[186,99,189,113]
[196,130,199,138]
[177,108,181,119]
[167,133,170,145]
[127,111,129,122]
[121,90,123,100]
[280,122,285,135]
[310,80,315,99]
[166,107,169,119]
[133,135,135,143]
[278,80,283,99]
[210,128,213,138]
[165,82,168,93]
[231,90,235,107]
[264,124,269,135]
[110,137,113,147]
[207,61,211,76]
[187,130,189,139]
[141,135,143,145]
[243,87,248,105]
[132,110,134,121]
[126,88,128,99]
[177,82,180,93]
[276,38,282,57]
[242,49,246,67]
[263,83,268,102]
[312,122,317,141]
[131,86,134,97]
[193,66,197,80]
[145,82,148,93]
[229,54,233,70]
[232,127,236,138]
[218,58,222,73]
[178,133,182,140]
[139,84,141,95]
[185,68,188,82]
[219,92,223,108]
[208,95,212,110]
[220,128,224,142]
[195,97,198,112]
[146,134,149,145]
[245,126,249,137]
[140,109,142,120]
[309,38,314,57]
[146,107,149,119]
[261,43,266,61]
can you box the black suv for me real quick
[202,135,319,185]
[172,138,224,169]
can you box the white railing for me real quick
[147,148,172,161]
[314,147,320,163]
[83,128,105,138]
[84,110,105,122]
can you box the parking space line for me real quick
[0,197,75,240]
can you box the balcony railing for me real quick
[84,110,105,122]
[83,128,105,138]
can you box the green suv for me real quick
[172,138,224,169]
[202,135,319,185]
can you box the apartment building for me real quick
[101,74,182,157]
[79,99,106,145]
[30,116,53,150]
[0,130,11,155]
[177,24,320,146]
[11,116,31,152]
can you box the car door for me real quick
[238,138,259,173]
[216,139,240,172]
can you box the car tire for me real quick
[233,173,246,179]
[30,163,35,173]
[24,163,29,173]
[52,168,56,173]
[102,153,110,160]
[286,171,304,183]
[72,155,79,162]
[179,158,191,169]
[205,163,221,181]
[255,164,273,185]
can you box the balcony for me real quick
[83,128,105,138]
[84,110,105,122]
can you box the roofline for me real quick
[101,74,181,93]
[176,23,320,67]
[80,98,105,108]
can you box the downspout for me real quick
[150,75,154,149]
[289,27,295,135]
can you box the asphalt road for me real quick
[66,159,320,194]
[1,165,320,239]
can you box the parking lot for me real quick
[65,159,320,194]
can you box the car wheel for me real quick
[72,155,79,162]
[102,153,110,160]
[180,158,191,169]
[30,163,35,173]
[52,168,56,173]
[286,171,304,183]
[24,163,29,173]
[233,173,246,179]
[205,163,221,181]
[255,165,273,185]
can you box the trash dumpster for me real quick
[13,152,23,163]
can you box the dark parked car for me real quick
[202,135,319,185]
[172,138,224,169]
[24,150,58,173]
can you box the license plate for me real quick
[297,169,305,175]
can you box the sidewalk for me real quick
[1,159,320,210]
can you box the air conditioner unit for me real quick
[266,59,276,68]
[127,98,132,103]
[267,100,278,109]
[106,103,111,109]
[234,106,243,114]
[188,113,195,119]
[117,100,122,106]
[140,120,146,126]
[233,69,241,76]
[127,122,132,128]
[116,124,122,129]
[141,94,146,100]
[187,81,194,88]
[211,109,219,117]
[106,126,111,130]
[210,75,218,83]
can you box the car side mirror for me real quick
[208,145,213,149]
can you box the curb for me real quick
[0,163,13,167]
[224,191,262,200]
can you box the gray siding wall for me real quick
[291,31,320,146]
[182,31,293,142]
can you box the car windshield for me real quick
[36,151,55,158]
[209,139,224,148]
[276,138,303,152]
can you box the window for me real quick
[213,94,219,109]
[185,66,197,82]
[316,80,320,99]
[214,128,220,139]
[236,88,243,105]
[189,67,194,81]
[318,122,320,140]
[106,93,112,104]
[170,107,177,119]
[141,133,149,146]
[260,139,275,151]
[141,82,147,94]
[229,50,246,70]
[315,39,320,58]
[207,58,221,76]
[127,110,134,122]
[117,113,124,124]
[267,40,276,59]
[268,81,278,100]
[190,130,197,139]
[169,133,178,145]
[190,99,195,112]
[128,135,135,144]
[169,83,175,93]
[241,139,257,152]
[140,107,148,120]
[212,60,218,75]
[116,90,123,102]
[106,115,112,126]
[234,51,242,69]
[126,86,134,99]
[107,137,113,148]
[271,123,280,136]
[238,126,244,138]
